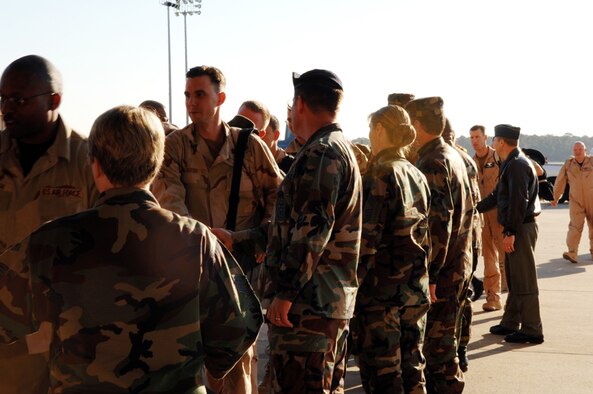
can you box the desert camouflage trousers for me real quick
[482,210,504,298]
[351,304,429,394]
[566,199,593,255]
[266,315,349,394]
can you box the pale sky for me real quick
[2,0,591,140]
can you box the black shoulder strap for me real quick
[226,128,254,231]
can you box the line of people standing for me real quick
[0,53,546,394]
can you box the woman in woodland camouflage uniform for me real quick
[353,105,431,394]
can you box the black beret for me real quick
[494,124,520,140]
[522,148,546,166]
[292,69,343,91]
[228,114,255,129]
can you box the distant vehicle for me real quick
[278,126,295,149]
[545,162,569,203]
[524,148,568,203]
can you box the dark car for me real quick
[524,148,569,203]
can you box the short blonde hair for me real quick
[369,105,416,155]
[89,105,164,187]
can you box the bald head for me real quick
[3,55,63,94]
[139,100,168,122]
[573,141,587,161]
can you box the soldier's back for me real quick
[9,188,261,393]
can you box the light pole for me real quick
[160,0,204,126]
[160,1,179,123]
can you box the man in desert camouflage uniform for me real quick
[264,69,362,394]
[262,114,294,174]
[470,125,505,305]
[237,100,270,133]
[353,105,430,393]
[406,97,473,394]
[551,141,593,264]
[443,119,482,373]
[0,105,262,393]
[151,65,282,393]
[0,55,98,394]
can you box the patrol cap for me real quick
[387,93,415,107]
[292,69,343,91]
[494,124,520,140]
[405,96,444,118]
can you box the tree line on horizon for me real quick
[352,133,590,163]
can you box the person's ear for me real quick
[217,91,226,106]
[49,93,61,111]
[274,130,280,141]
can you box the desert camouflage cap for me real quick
[387,93,415,107]
[405,96,444,118]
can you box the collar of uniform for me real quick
[417,136,444,159]
[94,186,158,208]
[0,115,73,161]
[299,123,342,152]
[370,146,406,166]
[51,115,74,162]
[509,147,522,161]
[219,121,237,161]
[473,145,495,160]
[500,147,521,169]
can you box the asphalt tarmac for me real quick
[258,202,593,393]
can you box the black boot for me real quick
[471,277,484,302]
[458,346,469,372]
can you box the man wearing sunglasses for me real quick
[0,55,98,394]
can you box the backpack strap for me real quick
[226,128,254,231]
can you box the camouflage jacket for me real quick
[357,148,430,309]
[265,123,362,319]
[0,116,98,253]
[454,146,482,253]
[151,122,282,261]
[416,137,473,298]
[0,188,262,393]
